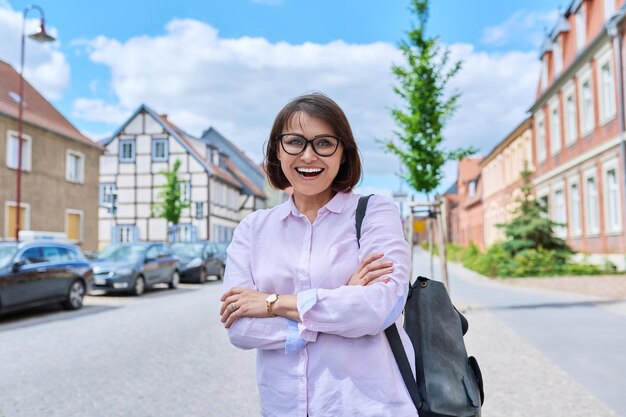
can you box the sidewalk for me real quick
[413,248,624,417]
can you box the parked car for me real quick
[91,242,180,296]
[212,242,228,265]
[0,240,93,315]
[170,241,225,283]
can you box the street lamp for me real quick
[14,5,55,240]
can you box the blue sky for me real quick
[1,0,564,197]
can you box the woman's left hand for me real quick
[220,288,269,328]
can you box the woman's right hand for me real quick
[347,253,393,286]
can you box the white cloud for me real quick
[0,2,70,100]
[482,9,559,48]
[75,18,541,190]
[72,98,132,125]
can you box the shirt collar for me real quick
[279,191,352,220]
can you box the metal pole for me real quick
[436,197,450,290]
[14,12,28,241]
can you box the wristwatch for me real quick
[265,293,279,317]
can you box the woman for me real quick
[220,93,416,416]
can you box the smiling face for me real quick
[278,111,344,203]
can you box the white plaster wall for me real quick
[117,189,135,204]
[136,155,152,173]
[119,164,135,175]
[149,218,167,241]
[170,155,188,172]
[100,155,118,175]
[136,134,152,154]
[192,187,207,201]
[124,114,143,134]
[191,173,208,186]
[107,138,119,154]
[152,162,168,175]
[136,175,151,187]
[136,204,151,218]
[136,189,151,203]
[116,204,134,219]
[117,174,135,189]
[145,115,163,135]
[170,139,185,154]
[100,175,115,183]
[153,174,166,187]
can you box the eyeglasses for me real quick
[278,133,342,157]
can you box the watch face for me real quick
[266,294,278,303]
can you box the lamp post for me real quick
[14,5,55,240]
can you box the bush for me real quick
[443,243,612,278]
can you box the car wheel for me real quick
[169,270,180,289]
[132,276,146,296]
[218,264,225,280]
[198,268,207,284]
[63,280,85,310]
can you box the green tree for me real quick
[498,165,571,256]
[386,0,477,195]
[152,159,190,226]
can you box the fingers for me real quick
[366,276,391,286]
[359,253,384,270]
[361,265,394,285]
[220,287,245,302]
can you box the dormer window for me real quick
[604,0,614,19]
[575,6,586,51]
[553,37,563,75]
[468,180,476,198]
[541,58,549,90]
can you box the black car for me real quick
[91,242,180,296]
[170,241,225,283]
[0,240,93,315]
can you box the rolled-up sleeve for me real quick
[297,196,410,338]
[223,213,316,352]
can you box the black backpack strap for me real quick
[355,194,373,249]
[385,324,423,410]
[355,195,422,410]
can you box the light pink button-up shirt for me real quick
[223,192,417,417]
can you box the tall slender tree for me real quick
[386,0,476,195]
[152,159,190,228]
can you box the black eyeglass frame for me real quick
[278,133,343,157]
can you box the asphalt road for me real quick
[0,281,259,417]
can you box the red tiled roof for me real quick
[0,60,101,148]
[226,158,266,198]
[158,115,242,188]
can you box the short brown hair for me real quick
[264,93,362,191]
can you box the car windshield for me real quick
[171,243,204,258]
[94,245,146,262]
[0,245,18,268]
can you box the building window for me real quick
[114,225,138,243]
[468,180,476,198]
[553,38,563,75]
[553,188,566,238]
[550,102,561,155]
[538,194,549,218]
[99,183,117,207]
[119,139,136,163]
[6,131,32,171]
[541,58,548,90]
[4,202,29,240]
[580,78,595,135]
[605,167,621,232]
[575,7,586,51]
[565,92,578,145]
[179,181,191,202]
[195,202,204,220]
[604,0,615,18]
[66,150,85,183]
[65,210,83,242]
[600,61,616,123]
[585,176,600,235]
[152,137,169,162]
[536,113,546,163]
[569,181,582,237]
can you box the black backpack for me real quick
[356,195,484,417]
